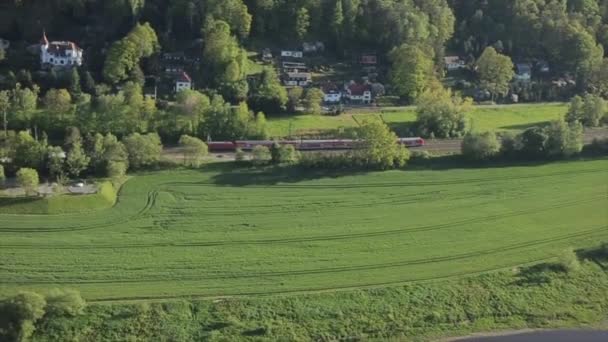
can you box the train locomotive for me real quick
[207,137,425,152]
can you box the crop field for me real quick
[0,158,606,302]
[267,103,567,137]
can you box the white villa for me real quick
[40,32,83,67]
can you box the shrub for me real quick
[410,150,432,161]
[586,138,608,155]
[271,144,300,165]
[16,168,39,196]
[178,135,208,168]
[235,148,246,162]
[354,120,410,169]
[107,161,127,179]
[415,86,472,138]
[123,133,163,169]
[519,127,548,159]
[3,291,47,341]
[499,132,520,158]
[461,131,500,160]
[558,248,580,273]
[251,146,271,165]
[45,289,86,316]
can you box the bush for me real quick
[123,133,163,170]
[519,127,548,159]
[2,291,47,341]
[558,248,581,273]
[251,146,271,165]
[106,161,127,179]
[271,144,300,165]
[461,131,500,160]
[354,120,410,169]
[586,138,608,155]
[235,148,246,162]
[178,135,208,168]
[410,150,432,161]
[45,289,86,316]
[415,86,472,138]
[16,167,39,196]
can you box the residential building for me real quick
[322,83,342,103]
[283,72,312,87]
[323,91,342,104]
[281,50,303,58]
[345,82,372,104]
[175,72,192,92]
[40,31,83,67]
[282,61,308,73]
[262,48,273,62]
[302,42,325,54]
[444,56,465,71]
[359,53,377,65]
[514,63,532,82]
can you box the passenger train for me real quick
[207,138,425,152]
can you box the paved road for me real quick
[453,330,608,342]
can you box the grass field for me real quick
[0,182,117,215]
[0,158,606,302]
[267,103,567,137]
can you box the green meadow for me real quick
[266,103,567,137]
[0,158,605,302]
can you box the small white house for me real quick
[175,72,192,92]
[323,91,342,104]
[40,32,83,67]
[281,50,303,58]
[444,56,465,71]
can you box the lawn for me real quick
[0,181,117,215]
[0,158,606,302]
[266,103,567,138]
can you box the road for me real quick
[451,330,608,342]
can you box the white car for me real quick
[74,182,85,188]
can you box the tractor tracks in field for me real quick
[5,224,606,285]
[0,166,604,233]
[2,196,603,250]
[166,167,606,190]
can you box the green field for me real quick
[0,158,606,302]
[0,182,117,215]
[267,103,567,137]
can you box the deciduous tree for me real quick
[476,47,515,101]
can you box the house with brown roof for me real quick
[40,31,83,67]
[345,82,372,104]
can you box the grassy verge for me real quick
[266,103,567,138]
[0,181,117,215]
[29,252,608,341]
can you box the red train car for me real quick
[208,138,425,152]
